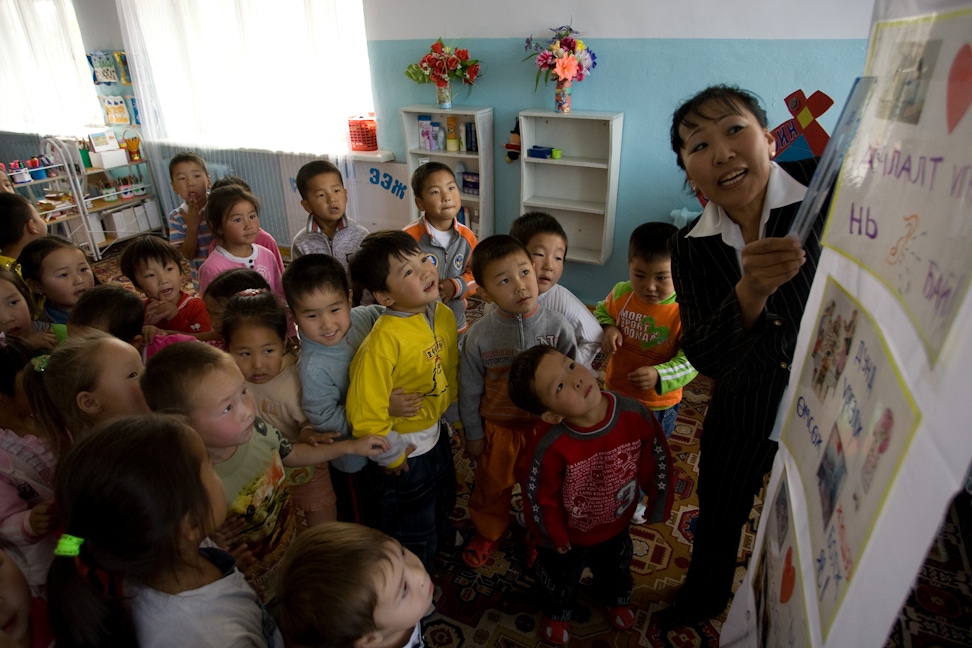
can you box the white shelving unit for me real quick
[518,109,623,265]
[400,105,493,239]
[10,142,92,251]
[22,138,162,260]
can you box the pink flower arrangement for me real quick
[524,24,597,88]
[405,39,481,88]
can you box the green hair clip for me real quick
[54,533,85,557]
[30,354,50,372]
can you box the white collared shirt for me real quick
[686,161,808,267]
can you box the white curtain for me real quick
[0,0,103,134]
[115,0,373,156]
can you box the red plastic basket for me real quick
[348,116,378,151]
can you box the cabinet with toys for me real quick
[9,136,162,260]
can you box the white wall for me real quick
[363,0,874,40]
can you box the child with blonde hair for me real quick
[279,521,433,648]
[47,414,282,647]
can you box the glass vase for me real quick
[436,81,453,110]
[554,79,573,113]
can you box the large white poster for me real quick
[822,7,972,361]
[781,277,920,635]
[720,3,972,647]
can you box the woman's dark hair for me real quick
[670,85,768,170]
[205,184,260,237]
[47,414,214,647]
[0,336,33,398]
[222,289,288,348]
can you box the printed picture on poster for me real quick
[752,474,810,648]
[781,277,920,635]
[822,10,972,362]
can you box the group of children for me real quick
[0,139,698,647]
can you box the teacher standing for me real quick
[661,85,829,627]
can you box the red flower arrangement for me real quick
[406,39,481,87]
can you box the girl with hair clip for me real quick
[0,268,63,351]
[16,236,96,325]
[46,414,283,648]
[22,330,150,460]
[222,289,381,527]
[0,336,57,597]
[197,186,283,300]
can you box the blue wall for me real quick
[368,37,868,304]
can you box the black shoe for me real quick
[654,600,726,632]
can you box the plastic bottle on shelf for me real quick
[418,115,432,149]
[430,122,440,150]
[436,125,446,151]
[446,116,459,151]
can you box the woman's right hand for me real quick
[736,237,806,329]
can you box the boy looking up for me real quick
[0,194,47,271]
[594,222,696,438]
[509,212,602,368]
[404,161,478,335]
[167,152,212,285]
[290,161,368,296]
[120,234,212,337]
[509,345,673,645]
[285,253,416,527]
[346,230,459,570]
[459,235,576,569]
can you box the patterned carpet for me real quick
[90,247,972,648]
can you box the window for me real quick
[0,0,103,134]
[117,0,374,155]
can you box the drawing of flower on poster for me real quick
[822,9,972,363]
[751,473,810,648]
[781,277,920,636]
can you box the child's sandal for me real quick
[541,616,570,645]
[607,605,635,630]
[461,534,500,569]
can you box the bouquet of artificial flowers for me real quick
[405,39,481,88]
[524,24,597,89]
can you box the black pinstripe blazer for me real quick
[670,158,826,443]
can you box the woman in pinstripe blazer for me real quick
[661,86,827,627]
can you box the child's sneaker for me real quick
[630,501,648,525]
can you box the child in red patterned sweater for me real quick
[509,345,674,646]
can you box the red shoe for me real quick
[607,605,635,630]
[541,616,570,645]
